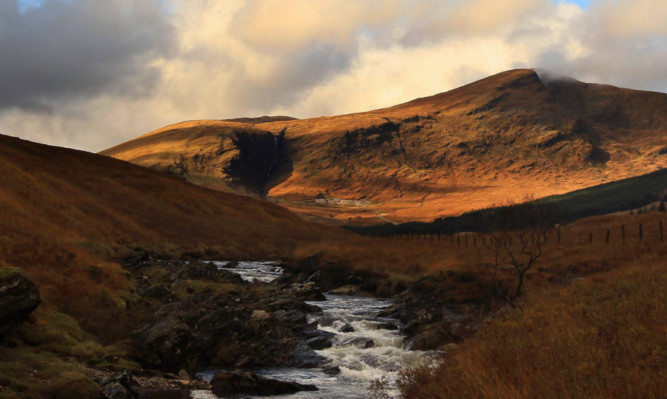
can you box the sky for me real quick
[1,0,665,152]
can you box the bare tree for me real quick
[488,195,555,304]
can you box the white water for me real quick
[211,260,283,283]
[192,262,434,398]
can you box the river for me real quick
[190,261,433,398]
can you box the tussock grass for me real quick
[399,257,666,399]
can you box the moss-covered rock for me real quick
[0,267,40,337]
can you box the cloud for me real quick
[0,0,174,111]
[534,0,667,91]
[0,0,665,152]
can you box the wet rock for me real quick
[0,268,41,337]
[400,320,419,335]
[340,337,375,348]
[376,322,398,330]
[328,285,372,297]
[304,329,335,340]
[210,370,318,396]
[293,341,326,368]
[307,335,333,350]
[322,365,341,376]
[339,323,355,333]
[290,282,326,301]
[318,316,338,327]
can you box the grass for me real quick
[397,219,666,399]
[0,347,101,399]
[349,168,667,237]
[1,132,665,397]
[0,305,141,399]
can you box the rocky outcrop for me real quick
[129,260,327,373]
[211,370,318,396]
[99,371,139,399]
[379,271,491,350]
[0,267,41,337]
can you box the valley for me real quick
[0,69,665,399]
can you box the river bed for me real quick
[189,261,433,398]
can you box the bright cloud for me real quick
[0,0,665,151]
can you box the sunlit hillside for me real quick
[102,69,667,225]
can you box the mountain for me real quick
[0,133,337,262]
[101,69,667,224]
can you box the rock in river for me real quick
[211,370,318,396]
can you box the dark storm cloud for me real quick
[0,0,174,112]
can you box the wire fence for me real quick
[372,219,665,248]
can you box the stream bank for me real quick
[89,255,495,398]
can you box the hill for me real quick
[0,133,354,397]
[349,168,667,236]
[0,133,336,260]
[101,69,667,224]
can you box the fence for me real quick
[372,219,665,248]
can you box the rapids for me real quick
[192,262,433,398]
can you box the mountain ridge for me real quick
[101,69,667,224]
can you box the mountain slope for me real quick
[0,133,337,261]
[102,69,667,224]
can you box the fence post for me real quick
[621,225,625,242]
[660,221,663,241]
[589,232,593,243]
[605,229,610,244]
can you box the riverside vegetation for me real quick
[1,132,665,398]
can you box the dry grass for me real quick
[397,213,666,399]
[399,258,666,399]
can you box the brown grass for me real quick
[399,258,666,399]
[396,212,666,399]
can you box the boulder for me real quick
[307,335,333,350]
[293,341,326,368]
[376,321,398,330]
[339,323,355,333]
[289,282,326,301]
[322,365,341,376]
[339,337,375,349]
[132,304,194,370]
[210,370,318,396]
[99,371,139,399]
[102,382,135,399]
[0,268,41,337]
